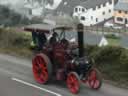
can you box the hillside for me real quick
[0,5,43,27]
[0,5,31,26]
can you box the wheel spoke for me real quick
[74,77,78,83]
[40,66,48,80]
[93,80,96,88]
[90,71,96,80]
[34,64,39,70]
[74,85,78,92]
[39,57,44,67]
[42,64,47,70]
[35,57,38,64]
[94,80,100,88]
[70,76,74,82]
[37,57,42,68]
[40,73,47,81]
[90,80,94,87]
[33,65,40,80]
[38,56,42,64]
[73,79,79,91]
[67,78,72,86]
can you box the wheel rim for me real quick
[67,73,79,94]
[32,55,48,84]
[88,69,100,89]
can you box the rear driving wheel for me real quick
[87,68,102,90]
[66,72,80,94]
[32,53,52,84]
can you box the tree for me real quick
[0,5,10,18]
[25,0,48,18]
[0,5,31,26]
[47,0,54,5]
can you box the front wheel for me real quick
[87,68,102,90]
[66,72,80,94]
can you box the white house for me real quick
[73,0,118,26]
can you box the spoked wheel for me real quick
[32,53,52,84]
[87,68,102,90]
[66,72,80,94]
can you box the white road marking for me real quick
[12,78,62,96]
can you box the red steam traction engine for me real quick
[24,23,102,94]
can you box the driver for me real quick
[49,32,58,45]
[37,32,47,50]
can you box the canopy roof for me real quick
[24,23,73,33]
[24,24,55,33]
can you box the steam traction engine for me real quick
[24,24,102,94]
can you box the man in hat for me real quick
[49,32,58,45]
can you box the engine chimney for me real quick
[77,23,84,57]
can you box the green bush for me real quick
[0,28,31,48]
[85,45,125,64]
[85,45,128,84]
[0,28,32,57]
[96,46,123,64]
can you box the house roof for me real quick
[53,0,118,15]
[80,0,117,9]
[114,1,128,11]
[54,0,80,15]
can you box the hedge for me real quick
[85,45,128,84]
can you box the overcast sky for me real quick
[0,0,18,3]
[0,0,19,4]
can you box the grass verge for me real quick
[107,38,120,46]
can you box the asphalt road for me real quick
[0,54,128,96]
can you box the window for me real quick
[125,18,127,24]
[109,9,111,13]
[96,18,98,22]
[81,16,85,20]
[82,8,85,12]
[91,16,93,20]
[102,12,105,15]
[79,8,81,11]
[75,8,78,12]
[117,17,123,22]
[29,9,32,15]
[98,5,101,8]
[119,10,122,13]
[103,3,106,7]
